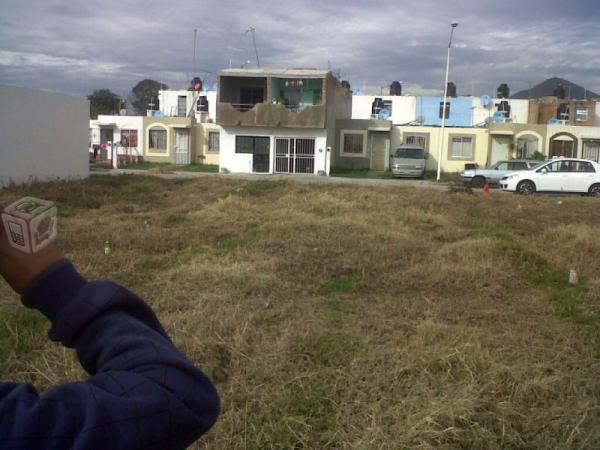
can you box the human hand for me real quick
[0,217,64,295]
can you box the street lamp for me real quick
[436,22,459,181]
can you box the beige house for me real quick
[334,120,490,173]
[143,116,221,165]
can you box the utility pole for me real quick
[436,22,459,182]
[193,28,198,74]
[246,27,260,67]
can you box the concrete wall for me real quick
[219,126,328,174]
[0,85,89,187]
[351,95,417,125]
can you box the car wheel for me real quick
[471,176,486,188]
[588,184,600,197]
[517,180,535,195]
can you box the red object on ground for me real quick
[482,183,490,193]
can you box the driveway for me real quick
[92,168,450,190]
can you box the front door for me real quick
[253,137,270,173]
[550,139,576,158]
[274,138,315,174]
[370,133,389,171]
[490,136,510,165]
[174,129,190,165]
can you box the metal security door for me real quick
[174,129,190,165]
[275,138,315,174]
[275,138,293,173]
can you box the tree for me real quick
[88,89,121,119]
[131,79,168,114]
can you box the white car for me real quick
[500,158,600,196]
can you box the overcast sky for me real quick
[1,0,599,100]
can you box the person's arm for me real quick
[0,228,219,449]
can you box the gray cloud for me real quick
[0,0,598,99]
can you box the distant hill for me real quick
[511,77,600,100]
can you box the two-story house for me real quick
[216,68,352,175]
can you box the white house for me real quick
[89,115,144,163]
[1,85,88,186]
[158,89,217,123]
[216,68,352,175]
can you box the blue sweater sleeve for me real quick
[0,260,219,450]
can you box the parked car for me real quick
[460,160,541,188]
[500,158,600,196]
[390,145,427,178]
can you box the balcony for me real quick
[217,101,326,128]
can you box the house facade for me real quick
[216,68,352,175]
[89,115,144,164]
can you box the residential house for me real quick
[89,115,144,164]
[351,95,417,125]
[216,68,352,175]
[1,85,88,186]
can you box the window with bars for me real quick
[149,128,167,152]
[341,131,365,157]
[404,133,429,152]
[449,136,474,159]
[120,129,138,148]
[208,132,220,153]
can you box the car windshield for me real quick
[395,148,424,159]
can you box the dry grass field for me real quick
[1,175,599,449]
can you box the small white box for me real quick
[2,197,57,253]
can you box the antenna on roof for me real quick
[245,27,260,67]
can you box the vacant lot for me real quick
[1,175,599,449]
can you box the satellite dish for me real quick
[352,88,363,95]
[154,111,164,117]
[378,109,390,120]
[480,95,491,107]
[548,118,559,125]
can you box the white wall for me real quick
[220,127,328,174]
[158,89,217,122]
[0,85,89,187]
[352,95,417,125]
[471,98,529,125]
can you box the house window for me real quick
[235,136,269,154]
[149,128,167,153]
[177,95,187,117]
[517,135,539,159]
[404,133,429,152]
[439,102,450,119]
[121,129,138,148]
[340,131,366,157]
[576,107,588,122]
[208,131,220,153]
[197,96,209,112]
[449,135,474,159]
[582,140,600,162]
[371,98,392,118]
